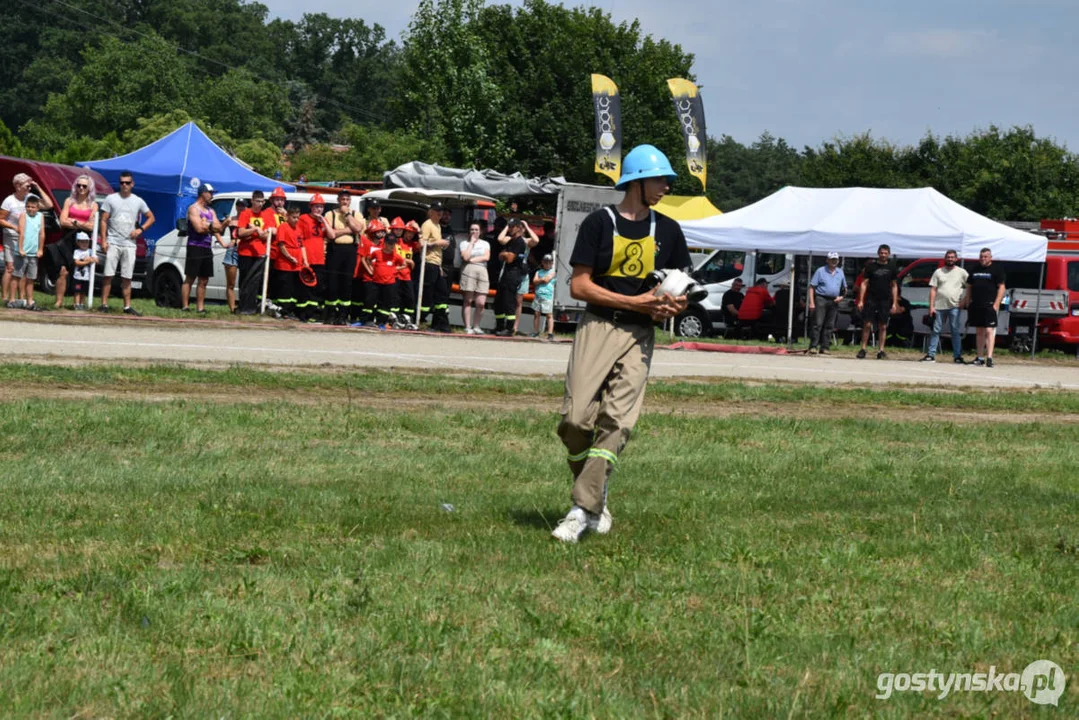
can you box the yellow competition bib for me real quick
[601,208,655,279]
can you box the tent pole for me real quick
[1031,261,1045,360]
[260,232,272,315]
[415,244,427,327]
[803,252,813,341]
[87,210,100,309]
[787,254,795,349]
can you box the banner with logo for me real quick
[591,74,622,184]
[667,78,707,190]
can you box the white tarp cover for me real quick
[383,161,568,197]
[680,186,1048,262]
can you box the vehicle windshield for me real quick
[212,198,236,220]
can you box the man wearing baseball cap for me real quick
[323,191,365,325]
[181,182,227,313]
[418,201,451,332]
[807,252,848,354]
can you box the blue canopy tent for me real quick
[77,122,292,242]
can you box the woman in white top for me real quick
[458,221,491,334]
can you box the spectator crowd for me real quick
[0,172,1012,363]
[719,243,1007,365]
[0,173,562,339]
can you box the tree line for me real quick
[2,0,1077,220]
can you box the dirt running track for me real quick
[1,318,1077,390]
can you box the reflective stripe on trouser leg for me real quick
[557,312,654,515]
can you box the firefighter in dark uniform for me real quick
[493,219,529,336]
[419,201,451,332]
[324,191,365,325]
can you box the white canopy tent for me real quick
[679,187,1049,354]
[680,186,1047,262]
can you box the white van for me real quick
[149,191,316,307]
[674,251,863,338]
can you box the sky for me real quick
[261,0,1079,152]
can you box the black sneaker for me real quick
[920,354,935,362]
[181,307,191,313]
[856,348,867,359]
[953,357,966,365]
[972,357,985,366]
[123,306,142,317]
[197,309,208,315]
[876,350,887,360]
[986,357,994,368]
[97,304,110,313]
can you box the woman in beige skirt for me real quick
[459,221,491,334]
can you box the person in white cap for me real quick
[71,231,97,310]
[807,252,848,354]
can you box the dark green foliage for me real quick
[2,0,1076,220]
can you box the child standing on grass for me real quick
[531,253,556,340]
[271,205,305,320]
[72,231,97,310]
[15,194,45,311]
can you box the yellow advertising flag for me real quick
[667,78,707,190]
[591,74,622,184]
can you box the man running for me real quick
[551,144,690,543]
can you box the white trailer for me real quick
[550,184,625,322]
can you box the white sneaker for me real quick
[596,506,613,534]
[465,326,476,335]
[472,327,485,335]
[551,506,598,543]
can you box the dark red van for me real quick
[0,156,116,290]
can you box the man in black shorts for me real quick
[182,183,226,313]
[856,244,898,359]
[963,247,1006,368]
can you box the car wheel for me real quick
[38,257,57,294]
[675,307,709,338]
[154,266,183,308]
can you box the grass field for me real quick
[1,365,1077,717]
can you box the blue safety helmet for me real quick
[615,144,677,190]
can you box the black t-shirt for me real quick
[967,263,1005,307]
[721,289,743,318]
[864,260,898,302]
[440,225,456,272]
[570,206,691,296]
[498,235,528,275]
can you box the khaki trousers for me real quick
[557,312,654,515]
